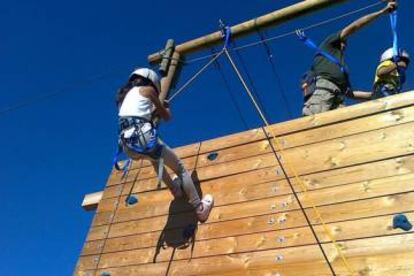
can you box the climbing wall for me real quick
[75,91,414,276]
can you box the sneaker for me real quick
[171,176,183,198]
[196,194,214,223]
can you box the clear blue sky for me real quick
[1,0,412,275]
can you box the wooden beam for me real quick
[81,191,103,211]
[148,0,352,63]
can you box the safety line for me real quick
[167,50,224,102]
[210,48,250,129]
[183,1,382,64]
[223,47,356,275]
[257,30,293,119]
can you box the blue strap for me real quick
[296,30,346,73]
[390,11,399,61]
[112,145,131,177]
[220,25,232,49]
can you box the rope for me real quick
[257,30,293,118]
[231,40,272,122]
[167,50,224,102]
[210,48,250,130]
[183,1,383,64]
[223,47,356,275]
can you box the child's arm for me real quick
[346,90,372,100]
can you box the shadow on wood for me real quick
[153,170,203,275]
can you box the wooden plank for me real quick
[299,173,414,208]
[276,104,414,150]
[325,234,414,276]
[199,92,414,154]
[276,121,414,177]
[108,210,308,239]
[106,191,414,239]
[110,181,292,222]
[98,245,331,276]
[95,166,414,228]
[93,156,414,225]
[306,191,414,224]
[86,225,109,241]
[85,212,414,258]
[97,234,414,275]
[295,155,414,192]
[106,120,414,191]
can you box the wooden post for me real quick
[148,0,353,63]
[159,51,182,102]
[159,39,175,77]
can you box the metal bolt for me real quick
[281,202,289,208]
[275,254,284,262]
[268,217,275,225]
[278,216,287,224]
[275,168,282,176]
[277,236,286,243]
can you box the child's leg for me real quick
[157,141,201,208]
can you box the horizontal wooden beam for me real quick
[82,192,103,211]
[148,0,352,63]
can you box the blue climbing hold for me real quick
[207,152,218,161]
[125,195,138,205]
[100,272,111,276]
[393,214,412,231]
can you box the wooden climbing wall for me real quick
[75,91,414,276]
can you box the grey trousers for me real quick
[125,140,201,208]
[302,78,345,116]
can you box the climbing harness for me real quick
[114,116,165,189]
[296,29,346,73]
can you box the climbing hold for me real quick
[125,195,138,205]
[183,224,197,239]
[267,217,275,225]
[393,214,412,231]
[100,272,111,276]
[207,152,218,161]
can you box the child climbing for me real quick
[372,48,410,99]
[115,68,214,223]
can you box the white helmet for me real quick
[130,68,161,93]
[380,48,410,63]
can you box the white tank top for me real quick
[118,86,154,120]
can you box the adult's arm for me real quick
[340,1,397,40]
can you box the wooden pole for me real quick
[148,0,352,63]
[159,51,181,102]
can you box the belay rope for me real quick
[222,24,355,275]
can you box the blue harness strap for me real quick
[219,20,232,49]
[113,145,131,178]
[389,10,399,61]
[296,30,346,73]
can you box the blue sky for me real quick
[1,0,412,275]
